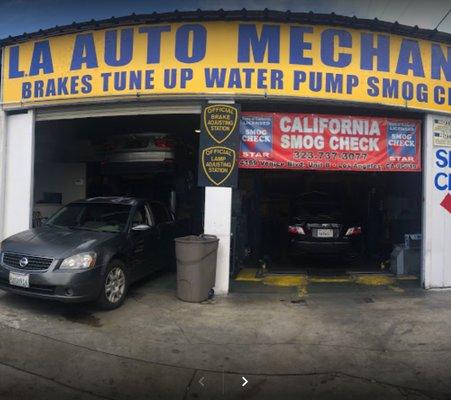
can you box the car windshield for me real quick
[46,203,131,233]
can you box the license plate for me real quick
[9,272,30,288]
[316,229,333,238]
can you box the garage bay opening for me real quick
[32,112,203,293]
[234,170,422,276]
[233,110,423,282]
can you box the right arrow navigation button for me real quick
[241,376,248,387]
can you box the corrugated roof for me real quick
[0,9,450,46]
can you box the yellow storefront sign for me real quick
[1,21,450,112]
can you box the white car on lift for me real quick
[93,133,175,164]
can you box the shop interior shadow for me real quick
[233,169,422,277]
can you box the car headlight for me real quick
[60,252,97,270]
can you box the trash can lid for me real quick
[175,234,219,244]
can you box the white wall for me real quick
[423,114,451,288]
[1,111,35,239]
[33,163,86,218]
[0,110,7,240]
[204,186,232,295]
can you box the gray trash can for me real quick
[175,235,219,302]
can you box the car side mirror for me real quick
[132,224,152,232]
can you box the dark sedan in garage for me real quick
[0,197,174,309]
[288,191,364,260]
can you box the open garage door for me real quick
[33,112,204,245]
[236,170,422,275]
[233,111,423,279]
[35,101,202,121]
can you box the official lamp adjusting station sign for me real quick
[1,21,450,113]
[198,104,240,187]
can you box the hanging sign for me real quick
[198,103,241,187]
[433,118,451,147]
[2,21,450,114]
[434,147,451,213]
[239,112,421,172]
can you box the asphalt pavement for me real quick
[0,273,450,400]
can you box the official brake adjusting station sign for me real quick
[198,104,240,187]
[1,21,450,113]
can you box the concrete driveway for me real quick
[0,273,450,399]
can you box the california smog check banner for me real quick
[239,113,421,172]
[1,21,450,113]
[198,104,240,187]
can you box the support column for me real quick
[1,110,35,240]
[0,109,6,240]
[422,113,451,288]
[204,186,232,295]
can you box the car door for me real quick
[149,202,175,269]
[129,203,158,280]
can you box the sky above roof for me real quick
[0,0,449,39]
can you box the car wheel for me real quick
[97,260,128,310]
